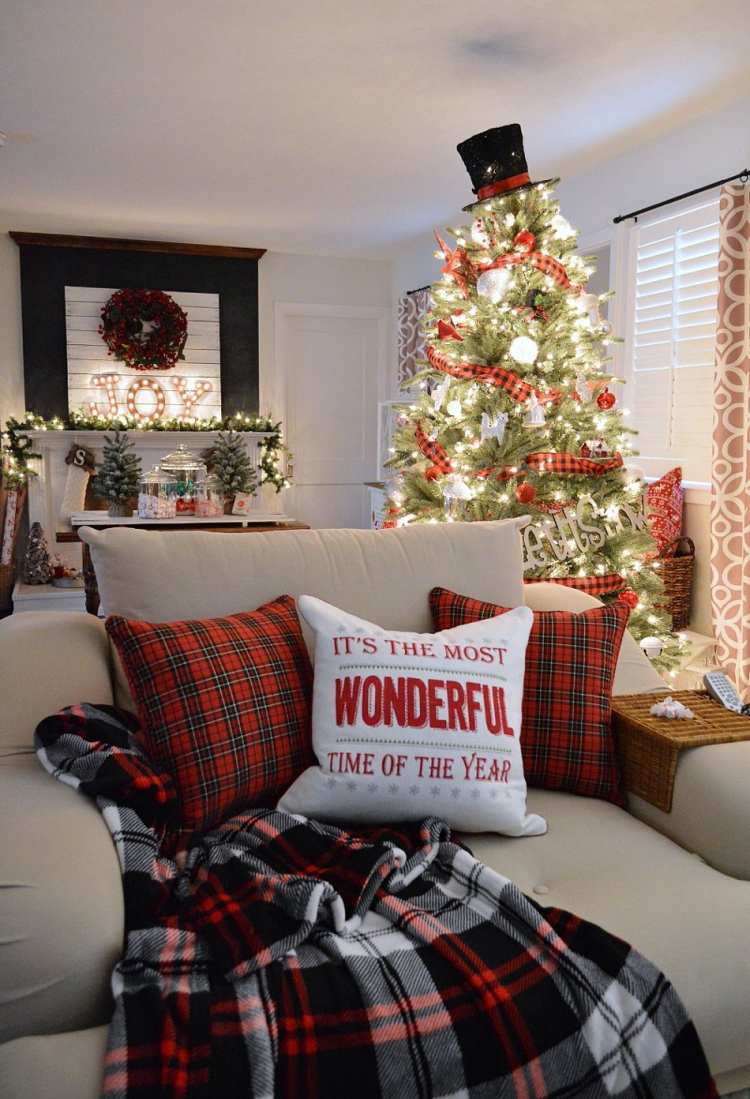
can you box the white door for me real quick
[276,304,388,529]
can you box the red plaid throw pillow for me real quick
[429,587,629,804]
[646,467,683,555]
[106,595,313,832]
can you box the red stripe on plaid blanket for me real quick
[426,345,560,405]
[524,574,627,595]
[525,451,624,475]
[415,421,453,474]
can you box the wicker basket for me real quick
[612,691,750,811]
[659,536,694,630]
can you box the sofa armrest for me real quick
[0,612,114,754]
[628,740,750,880]
[523,582,668,695]
[0,754,123,1044]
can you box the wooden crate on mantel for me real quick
[612,691,750,812]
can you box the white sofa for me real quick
[1,520,749,1098]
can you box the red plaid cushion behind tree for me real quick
[106,595,313,832]
[646,467,683,555]
[429,587,629,804]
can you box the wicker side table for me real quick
[611,690,750,812]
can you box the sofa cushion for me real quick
[0,754,123,1045]
[279,595,545,835]
[80,519,527,639]
[463,789,750,1081]
[3,749,750,1081]
[0,612,113,753]
[429,586,629,803]
[0,1026,109,1099]
[106,596,313,832]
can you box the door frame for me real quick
[272,302,391,517]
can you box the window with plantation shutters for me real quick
[628,198,719,482]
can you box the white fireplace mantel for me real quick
[25,429,286,568]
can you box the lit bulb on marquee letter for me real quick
[174,377,213,418]
[126,378,166,424]
[88,373,121,417]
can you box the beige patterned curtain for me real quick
[397,289,431,387]
[711,182,750,696]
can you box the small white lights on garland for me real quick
[2,410,291,493]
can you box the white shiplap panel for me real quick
[66,305,220,325]
[65,286,222,418]
[65,287,219,309]
[66,325,219,348]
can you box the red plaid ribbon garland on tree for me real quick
[476,230,582,294]
[415,421,453,476]
[426,345,560,405]
[524,574,627,596]
[524,451,623,476]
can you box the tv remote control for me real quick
[703,672,745,713]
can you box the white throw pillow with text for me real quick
[278,595,546,836]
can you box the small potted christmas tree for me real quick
[202,431,257,513]
[92,431,141,517]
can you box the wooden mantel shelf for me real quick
[9,231,266,261]
[69,511,292,530]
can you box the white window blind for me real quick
[629,198,719,482]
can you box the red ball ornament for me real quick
[596,388,616,410]
[424,466,441,482]
[513,230,536,254]
[618,589,639,610]
[515,483,536,504]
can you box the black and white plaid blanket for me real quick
[36,704,717,1099]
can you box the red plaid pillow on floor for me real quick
[106,595,313,832]
[646,467,683,555]
[429,587,629,804]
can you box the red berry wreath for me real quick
[99,288,188,371]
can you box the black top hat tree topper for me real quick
[457,123,551,211]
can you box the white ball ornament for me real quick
[550,213,575,240]
[446,399,463,418]
[509,335,539,365]
[476,267,512,304]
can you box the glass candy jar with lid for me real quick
[137,466,177,519]
[195,474,226,518]
[159,444,207,516]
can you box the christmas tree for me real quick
[203,431,257,499]
[22,522,52,584]
[387,124,679,668]
[92,431,141,516]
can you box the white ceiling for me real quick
[2,0,749,257]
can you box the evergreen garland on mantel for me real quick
[1,410,290,492]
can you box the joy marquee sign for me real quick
[65,286,222,423]
[522,493,648,571]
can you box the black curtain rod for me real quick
[613,168,749,224]
[406,283,432,296]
